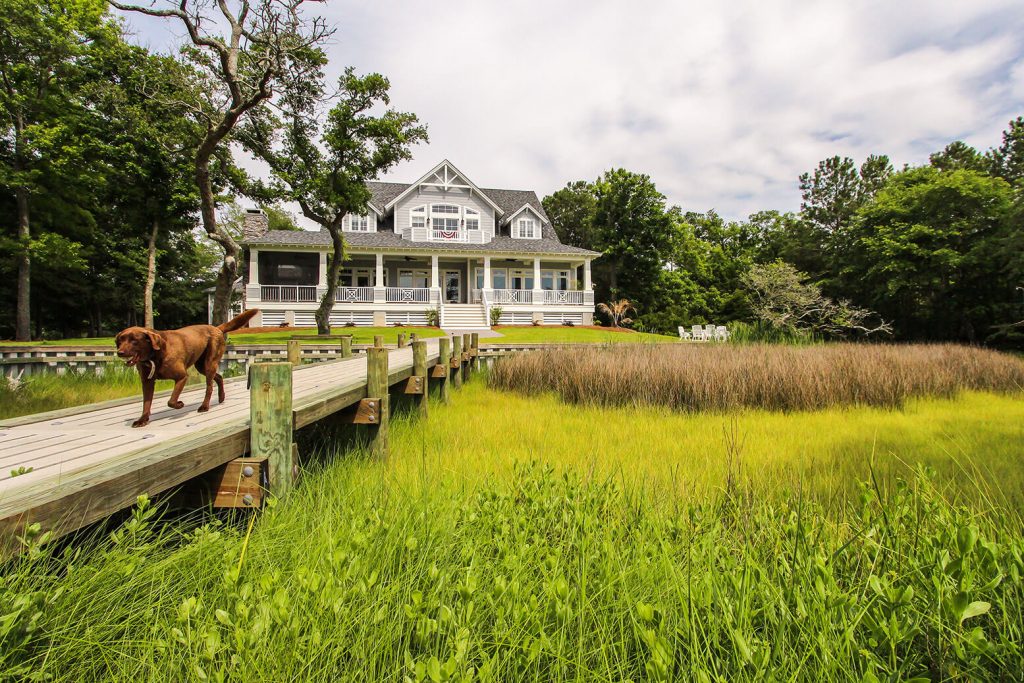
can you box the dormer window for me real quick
[515,218,538,239]
[346,214,370,232]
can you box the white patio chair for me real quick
[704,324,716,341]
[691,324,704,341]
[678,326,692,340]
[715,325,729,341]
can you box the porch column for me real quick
[430,254,439,289]
[249,248,260,285]
[483,256,491,290]
[584,259,592,290]
[318,251,327,288]
[375,252,385,287]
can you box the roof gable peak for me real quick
[384,160,504,215]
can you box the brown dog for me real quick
[115,309,259,427]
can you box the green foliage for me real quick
[488,306,502,327]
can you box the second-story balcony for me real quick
[400,227,489,244]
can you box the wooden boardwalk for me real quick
[0,341,443,553]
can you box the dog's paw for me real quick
[168,400,185,410]
[197,404,210,413]
[131,417,149,428]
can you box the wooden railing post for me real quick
[437,336,451,404]
[451,335,463,390]
[411,340,428,417]
[462,333,472,382]
[365,346,389,459]
[340,336,352,358]
[471,332,479,370]
[374,335,384,349]
[249,362,294,496]
[397,332,406,348]
[287,340,301,366]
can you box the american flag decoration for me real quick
[439,230,458,239]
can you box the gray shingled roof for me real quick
[245,175,597,256]
[248,227,596,256]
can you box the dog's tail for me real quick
[218,309,260,333]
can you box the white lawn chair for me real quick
[715,325,729,341]
[691,324,704,341]
[678,326,692,340]
[704,324,716,341]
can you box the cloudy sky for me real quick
[117,0,1024,220]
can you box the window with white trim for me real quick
[464,207,479,230]
[541,269,572,290]
[431,204,460,233]
[346,214,370,232]
[398,269,428,288]
[411,206,426,229]
[514,217,538,239]
[510,269,534,290]
[340,268,373,288]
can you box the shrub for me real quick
[425,306,440,327]
[489,343,1024,412]
[488,306,503,327]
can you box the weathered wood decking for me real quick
[0,341,442,554]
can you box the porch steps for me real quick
[441,304,490,331]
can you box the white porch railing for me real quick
[491,289,535,304]
[335,287,374,303]
[260,285,317,302]
[385,287,430,303]
[401,227,488,244]
[542,290,585,305]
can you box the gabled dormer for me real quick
[504,204,544,240]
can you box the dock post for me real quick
[365,346,389,459]
[287,340,301,366]
[411,340,428,418]
[374,335,384,349]
[451,335,463,390]
[471,332,479,371]
[437,336,451,404]
[410,332,418,343]
[249,362,294,496]
[397,332,406,348]
[462,333,472,382]
[340,336,352,358]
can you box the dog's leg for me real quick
[132,379,155,428]
[215,373,225,403]
[167,376,187,409]
[198,374,214,412]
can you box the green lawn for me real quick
[488,325,677,344]
[0,326,445,348]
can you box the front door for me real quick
[444,270,461,303]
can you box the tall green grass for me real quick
[2,378,1023,680]
[490,343,1024,412]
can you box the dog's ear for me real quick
[114,331,124,346]
[143,329,163,352]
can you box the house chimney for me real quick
[243,208,269,240]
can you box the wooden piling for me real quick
[374,335,384,349]
[340,336,352,358]
[410,333,418,343]
[287,340,301,366]
[451,335,463,389]
[437,336,451,404]
[462,333,472,382]
[365,346,389,459]
[397,332,406,348]
[249,362,294,496]
[411,340,428,418]
[471,333,480,370]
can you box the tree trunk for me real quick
[315,221,345,335]
[15,185,31,341]
[144,218,159,328]
[195,156,240,325]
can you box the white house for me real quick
[239,160,600,330]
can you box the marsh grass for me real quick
[2,456,1021,681]
[490,343,1024,412]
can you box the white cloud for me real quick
[116,0,1024,220]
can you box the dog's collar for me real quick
[144,360,156,380]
